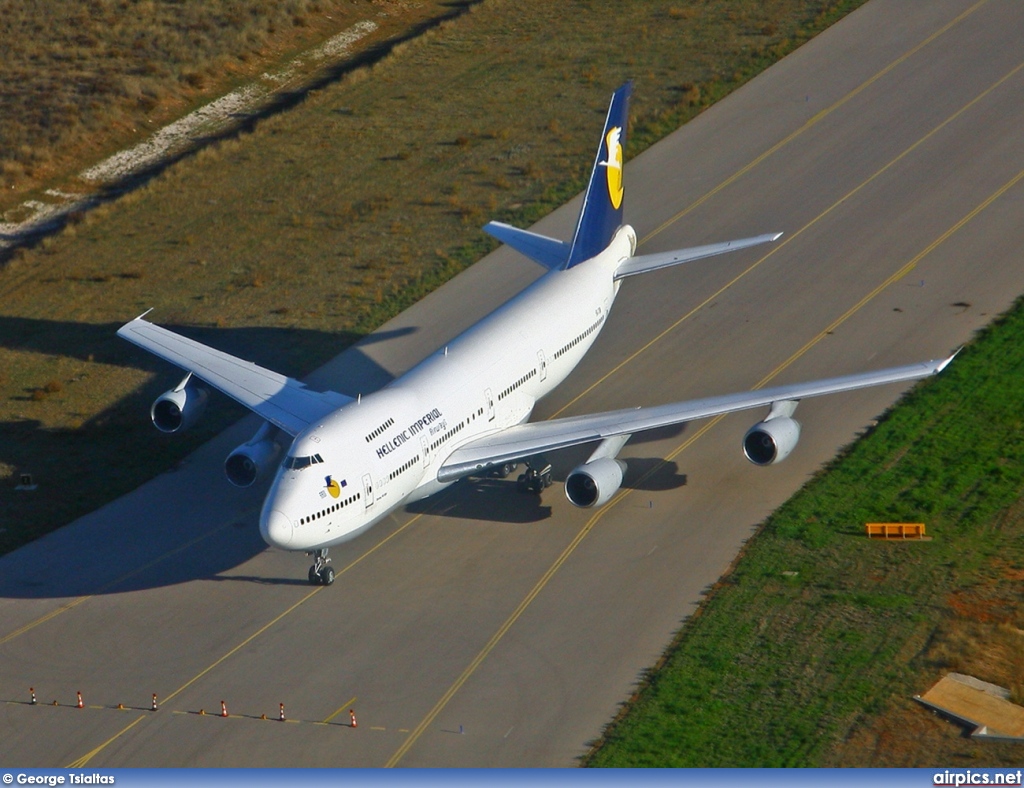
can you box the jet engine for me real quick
[743,401,801,466]
[565,457,626,508]
[225,424,280,488]
[151,373,207,433]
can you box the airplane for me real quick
[119,82,955,585]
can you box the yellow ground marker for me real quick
[866,523,928,540]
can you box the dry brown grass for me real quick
[826,541,1024,767]
[0,0,437,198]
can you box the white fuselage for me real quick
[259,225,636,552]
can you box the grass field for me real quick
[0,0,446,200]
[585,298,1024,767]
[0,0,868,554]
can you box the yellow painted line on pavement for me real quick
[0,596,91,646]
[322,696,358,724]
[41,0,1002,770]
[65,714,146,768]
[0,516,240,645]
[56,515,421,766]
[385,152,1024,770]
[551,57,1024,420]
[1,0,989,655]
[638,0,990,246]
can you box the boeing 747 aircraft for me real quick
[119,83,954,584]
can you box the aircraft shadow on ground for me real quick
[0,316,414,396]
[0,317,689,598]
[0,510,275,599]
[406,477,553,523]
[0,318,425,598]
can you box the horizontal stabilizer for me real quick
[614,232,782,280]
[483,221,570,270]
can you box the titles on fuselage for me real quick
[376,408,443,459]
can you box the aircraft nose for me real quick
[260,509,294,548]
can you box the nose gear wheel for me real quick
[308,549,335,585]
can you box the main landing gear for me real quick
[308,549,335,586]
[486,462,518,479]
[516,457,553,495]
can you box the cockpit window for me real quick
[283,453,325,470]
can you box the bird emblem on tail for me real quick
[599,126,624,209]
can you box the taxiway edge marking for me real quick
[638,0,991,246]
[551,56,1024,420]
[322,696,358,725]
[65,714,146,768]
[385,151,1024,769]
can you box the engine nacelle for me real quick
[743,416,801,466]
[225,437,280,488]
[565,457,625,508]
[151,375,208,434]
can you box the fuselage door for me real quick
[485,388,495,422]
[537,350,547,382]
[420,435,430,467]
[362,473,374,509]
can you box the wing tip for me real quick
[936,347,962,373]
[117,308,154,339]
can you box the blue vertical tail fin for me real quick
[564,82,632,268]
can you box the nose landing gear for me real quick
[308,549,335,585]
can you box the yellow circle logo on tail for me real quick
[325,476,341,498]
[602,127,624,209]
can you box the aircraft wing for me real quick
[118,316,352,436]
[436,353,955,482]
[613,233,783,280]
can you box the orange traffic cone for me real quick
[77,691,84,709]
[152,693,158,711]
[279,703,286,722]
[30,687,37,705]
[349,709,357,728]
[220,700,228,717]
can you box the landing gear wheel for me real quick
[488,462,517,479]
[516,457,553,495]
[308,548,332,585]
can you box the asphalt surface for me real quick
[3,0,1024,767]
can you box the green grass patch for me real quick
[585,300,1024,767]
